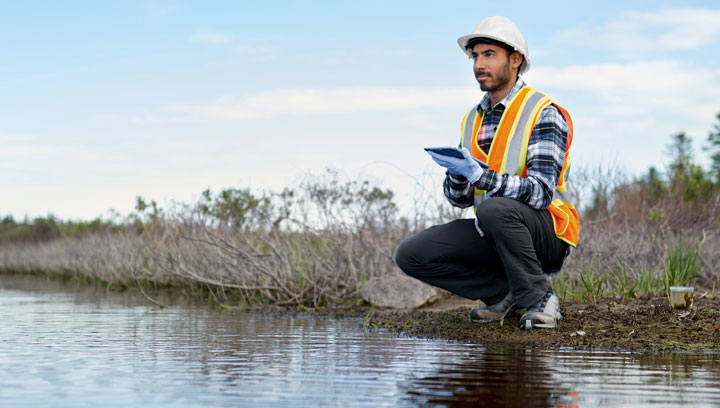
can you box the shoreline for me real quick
[3,271,719,353]
[282,295,720,353]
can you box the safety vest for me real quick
[460,86,579,247]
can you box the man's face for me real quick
[471,43,514,93]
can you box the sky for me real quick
[2,1,720,220]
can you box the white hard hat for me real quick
[457,16,531,75]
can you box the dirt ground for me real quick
[314,294,720,353]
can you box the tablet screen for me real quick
[424,147,488,168]
[424,147,465,159]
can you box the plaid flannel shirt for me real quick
[444,79,569,211]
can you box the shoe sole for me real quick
[520,313,562,330]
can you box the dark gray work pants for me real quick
[395,197,568,309]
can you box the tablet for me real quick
[424,146,488,168]
[424,147,465,159]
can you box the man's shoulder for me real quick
[522,85,569,128]
[536,103,569,134]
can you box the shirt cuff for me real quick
[474,169,500,194]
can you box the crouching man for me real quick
[395,16,579,329]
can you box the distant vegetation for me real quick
[553,112,720,302]
[1,113,719,306]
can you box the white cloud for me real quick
[0,132,32,143]
[526,60,720,119]
[171,59,720,125]
[0,133,55,157]
[557,7,720,57]
[170,86,477,120]
[191,29,231,44]
[525,59,720,174]
[0,146,54,158]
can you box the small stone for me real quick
[570,330,586,337]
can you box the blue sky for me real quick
[2,1,720,220]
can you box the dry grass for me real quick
[0,167,717,306]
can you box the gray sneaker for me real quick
[519,289,562,330]
[469,292,517,323]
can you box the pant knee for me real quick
[394,240,410,270]
[476,197,519,233]
[394,237,422,277]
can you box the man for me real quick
[395,16,579,330]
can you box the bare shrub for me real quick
[564,162,720,292]
[1,164,717,306]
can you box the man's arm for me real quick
[443,171,474,208]
[472,105,568,210]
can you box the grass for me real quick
[663,239,703,296]
[636,268,661,297]
[551,273,573,302]
[552,259,683,303]
[0,167,717,307]
[578,257,604,303]
[606,261,637,300]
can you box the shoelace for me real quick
[529,292,551,312]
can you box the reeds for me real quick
[0,164,718,307]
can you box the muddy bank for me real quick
[5,271,718,353]
[123,280,720,353]
[338,295,720,353]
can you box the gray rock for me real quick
[362,273,439,308]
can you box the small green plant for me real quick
[663,239,703,296]
[636,268,660,296]
[578,257,603,303]
[606,261,637,300]
[649,207,665,222]
[552,273,574,302]
[362,307,374,332]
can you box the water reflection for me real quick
[1,274,719,408]
[400,348,564,407]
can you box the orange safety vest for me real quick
[460,86,579,247]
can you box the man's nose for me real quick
[473,57,484,71]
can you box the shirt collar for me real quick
[479,78,526,112]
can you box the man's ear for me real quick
[510,51,523,70]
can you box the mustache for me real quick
[475,71,491,77]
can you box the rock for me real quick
[362,273,439,308]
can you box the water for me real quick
[1,275,719,407]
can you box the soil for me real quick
[6,271,717,353]
[310,294,720,353]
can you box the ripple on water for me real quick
[1,275,719,408]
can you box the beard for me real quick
[476,59,512,93]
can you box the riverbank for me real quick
[4,270,719,352]
[5,273,719,408]
[295,294,720,353]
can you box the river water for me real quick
[1,274,719,407]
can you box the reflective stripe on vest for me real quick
[460,86,580,247]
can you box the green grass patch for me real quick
[663,239,702,296]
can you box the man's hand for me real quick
[427,147,484,183]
